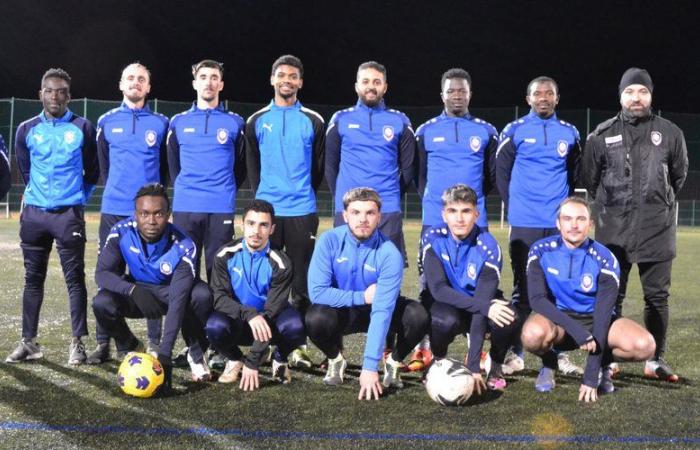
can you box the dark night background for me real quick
[1,0,698,112]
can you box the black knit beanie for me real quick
[619,68,653,95]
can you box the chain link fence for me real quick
[1,98,697,223]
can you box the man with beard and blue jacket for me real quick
[305,188,428,400]
[325,61,415,263]
[496,76,582,375]
[88,62,169,364]
[7,68,99,366]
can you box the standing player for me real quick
[206,200,306,390]
[8,68,99,365]
[0,134,10,199]
[421,184,517,393]
[325,61,415,262]
[583,68,688,381]
[245,55,324,368]
[93,183,213,384]
[305,188,428,400]
[168,59,246,282]
[416,68,497,234]
[496,76,582,375]
[88,62,169,364]
[522,196,656,401]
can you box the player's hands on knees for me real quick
[248,315,272,342]
[239,366,259,391]
[579,336,597,353]
[364,284,377,305]
[578,384,598,403]
[488,299,516,327]
[358,369,383,400]
[472,373,487,396]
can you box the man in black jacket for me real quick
[582,68,688,382]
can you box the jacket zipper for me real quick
[205,110,210,134]
[568,254,573,278]
[454,121,459,143]
[543,123,548,145]
[369,111,373,131]
[132,110,136,134]
[283,110,286,136]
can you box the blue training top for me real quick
[496,110,580,228]
[167,103,245,213]
[97,103,169,216]
[308,225,404,371]
[416,112,498,228]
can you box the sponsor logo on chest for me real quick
[467,263,477,279]
[64,131,76,145]
[580,273,594,292]
[216,128,229,144]
[111,128,124,134]
[382,125,394,142]
[469,136,481,152]
[160,261,173,275]
[651,131,662,146]
[557,140,568,157]
[145,130,157,146]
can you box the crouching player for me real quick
[522,196,656,402]
[93,183,213,387]
[305,188,428,400]
[421,184,517,394]
[205,200,306,390]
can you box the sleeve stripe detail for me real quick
[269,250,286,270]
[495,137,511,158]
[216,243,243,258]
[485,262,501,280]
[601,268,620,287]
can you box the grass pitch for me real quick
[0,216,698,449]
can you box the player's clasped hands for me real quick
[358,369,383,400]
[487,299,515,327]
[248,315,272,342]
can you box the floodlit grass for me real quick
[0,216,698,449]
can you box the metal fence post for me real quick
[83,97,88,117]
[154,98,158,113]
[586,107,591,136]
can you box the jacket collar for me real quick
[120,101,152,113]
[188,102,225,113]
[527,109,558,123]
[40,108,73,123]
[355,99,387,112]
[268,99,302,111]
[440,110,473,121]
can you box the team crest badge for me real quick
[467,263,477,279]
[145,130,157,147]
[64,131,76,145]
[216,128,229,144]
[651,131,662,146]
[469,136,481,152]
[557,140,568,157]
[580,273,594,292]
[160,262,173,275]
[382,125,394,142]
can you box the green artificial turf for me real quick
[0,217,698,449]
